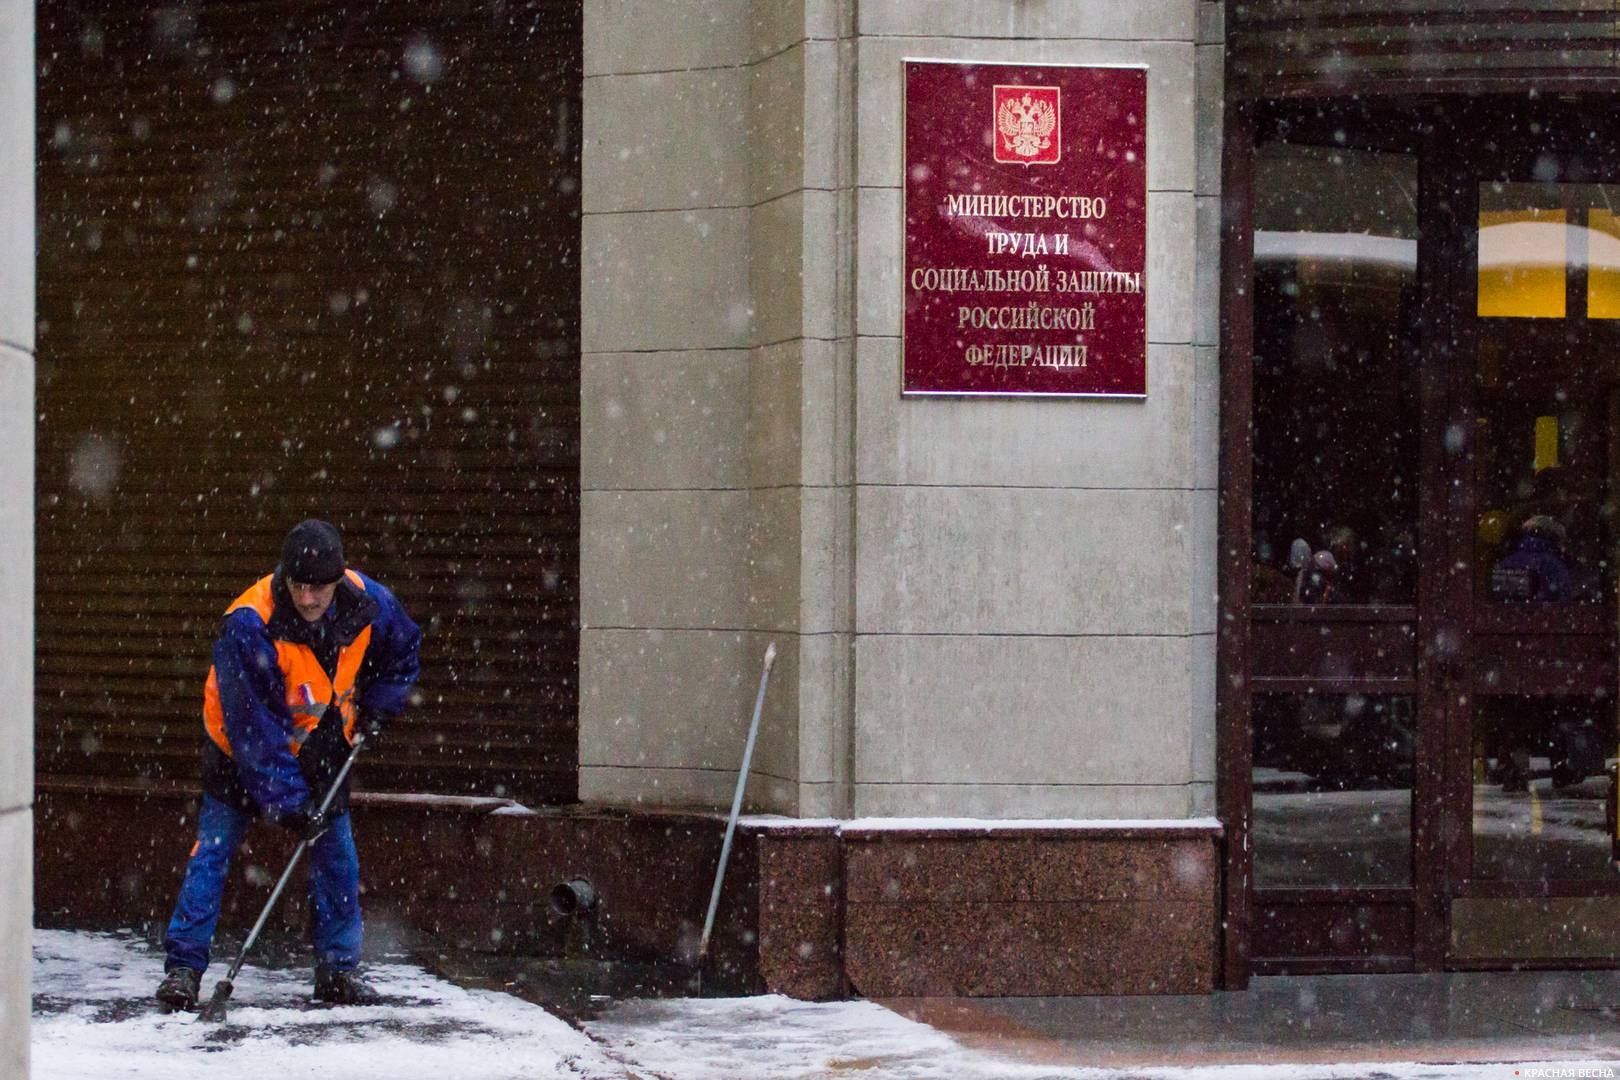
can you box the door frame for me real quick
[1431,110,1620,953]
[1219,93,1620,988]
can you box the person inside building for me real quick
[1325,525,1364,603]
[1251,533,1296,603]
[154,519,421,1011]
[1490,514,1572,603]
[1475,508,1510,597]
[1370,522,1418,602]
[1294,548,1338,604]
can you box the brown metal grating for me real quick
[36,0,583,804]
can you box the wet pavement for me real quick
[883,970,1620,1069]
[573,971,1620,1078]
[430,944,1620,1071]
[36,929,1620,1077]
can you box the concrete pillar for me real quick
[580,0,1219,822]
[580,0,852,815]
[0,0,33,1071]
[579,0,762,809]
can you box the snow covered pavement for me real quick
[31,929,628,1080]
[29,929,1620,1079]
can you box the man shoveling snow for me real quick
[155,519,421,1013]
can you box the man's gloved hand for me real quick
[358,708,391,743]
[279,801,331,843]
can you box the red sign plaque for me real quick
[903,60,1148,397]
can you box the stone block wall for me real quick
[580,0,854,816]
[581,0,1221,823]
[0,0,32,1072]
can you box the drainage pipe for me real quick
[548,878,599,919]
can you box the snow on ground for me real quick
[31,929,627,1080]
[31,929,1620,1080]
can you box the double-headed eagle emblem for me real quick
[997,91,1057,160]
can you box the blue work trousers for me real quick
[163,793,362,974]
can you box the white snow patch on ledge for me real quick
[355,791,527,812]
[734,814,1223,833]
[841,816,1224,832]
[489,803,541,816]
[737,815,844,829]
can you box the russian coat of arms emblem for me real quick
[993,84,1061,165]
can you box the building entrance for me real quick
[1229,98,1620,975]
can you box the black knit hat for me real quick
[281,519,345,585]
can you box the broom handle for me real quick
[223,733,367,982]
[699,643,776,963]
[226,840,310,983]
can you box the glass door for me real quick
[1241,99,1620,974]
[1246,135,1425,972]
[1439,146,1620,964]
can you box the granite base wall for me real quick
[841,825,1220,996]
[35,782,1218,999]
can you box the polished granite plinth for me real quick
[841,826,1220,996]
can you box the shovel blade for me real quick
[196,979,234,1023]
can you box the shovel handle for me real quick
[221,732,368,985]
[698,643,776,962]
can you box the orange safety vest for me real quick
[203,570,373,759]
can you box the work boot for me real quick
[314,967,381,1005]
[154,966,201,1012]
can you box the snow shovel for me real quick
[198,731,368,1023]
[696,641,777,970]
